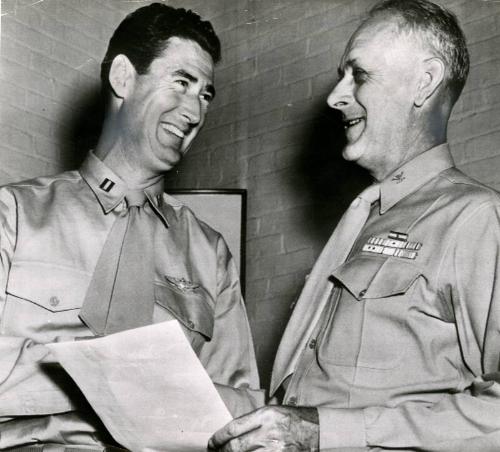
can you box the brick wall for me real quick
[1,0,500,389]
[0,0,123,180]
[168,0,500,388]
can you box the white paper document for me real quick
[47,320,232,452]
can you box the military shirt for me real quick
[0,152,261,449]
[274,144,500,451]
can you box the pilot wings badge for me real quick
[164,275,200,293]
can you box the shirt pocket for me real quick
[324,255,423,370]
[2,261,91,340]
[154,280,214,352]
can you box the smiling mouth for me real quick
[344,117,365,129]
[160,123,185,139]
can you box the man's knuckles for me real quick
[226,420,245,437]
[259,406,288,422]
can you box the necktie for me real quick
[271,184,380,394]
[79,190,155,336]
[321,182,380,265]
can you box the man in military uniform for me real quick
[210,0,500,450]
[0,4,261,450]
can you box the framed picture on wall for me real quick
[168,189,247,296]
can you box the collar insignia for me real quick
[99,178,115,192]
[362,230,422,260]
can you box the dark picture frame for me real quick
[168,189,247,297]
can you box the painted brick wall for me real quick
[1,0,500,389]
[167,0,500,388]
[0,0,125,181]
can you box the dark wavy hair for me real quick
[367,0,469,104]
[100,3,220,95]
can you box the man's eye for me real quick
[175,79,189,88]
[201,93,213,103]
[352,68,367,82]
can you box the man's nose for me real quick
[181,94,202,125]
[327,77,353,110]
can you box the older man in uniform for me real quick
[0,4,261,450]
[210,0,500,450]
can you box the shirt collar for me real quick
[379,143,455,214]
[79,151,169,226]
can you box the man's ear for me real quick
[108,54,136,100]
[415,57,445,107]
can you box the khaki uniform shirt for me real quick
[0,152,261,449]
[274,145,500,451]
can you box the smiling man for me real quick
[0,4,261,450]
[210,0,500,451]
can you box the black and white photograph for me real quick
[1,0,500,450]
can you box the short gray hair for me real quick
[367,0,469,104]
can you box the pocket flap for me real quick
[154,281,214,339]
[332,256,422,300]
[6,261,91,312]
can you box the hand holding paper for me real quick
[47,320,232,452]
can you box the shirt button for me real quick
[359,289,367,297]
[309,339,317,349]
[187,320,195,329]
[49,296,60,307]
[287,396,297,406]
